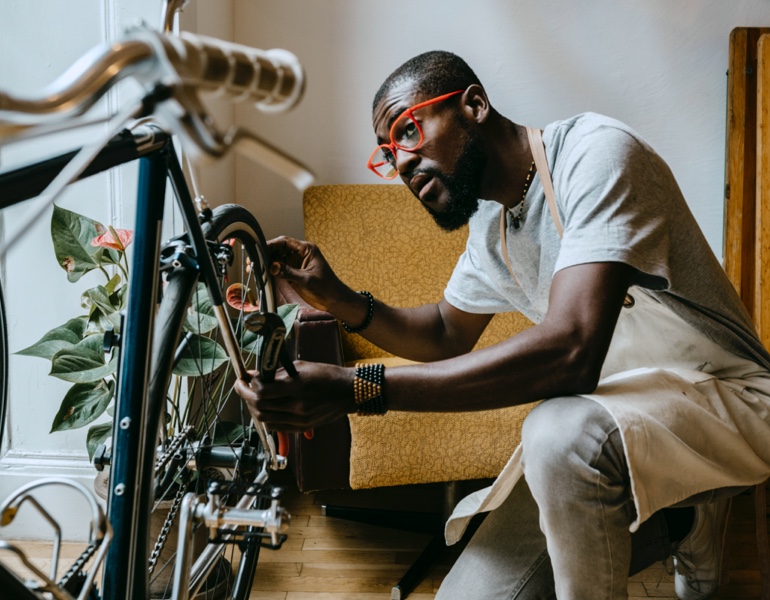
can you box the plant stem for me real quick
[119,253,130,279]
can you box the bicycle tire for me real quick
[0,279,7,453]
[143,204,278,600]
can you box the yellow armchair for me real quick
[285,184,537,491]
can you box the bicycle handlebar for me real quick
[0,26,304,121]
[160,31,305,113]
[0,24,313,188]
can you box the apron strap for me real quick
[501,127,634,308]
[527,127,563,237]
[499,126,560,286]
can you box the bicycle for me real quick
[0,1,311,598]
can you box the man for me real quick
[235,51,770,599]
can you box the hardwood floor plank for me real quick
[4,477,767,599]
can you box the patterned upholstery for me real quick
[304,184,538,489]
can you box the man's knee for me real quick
[521,396,618,477]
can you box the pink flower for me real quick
[226,283,260,312]
[91,229,133,251]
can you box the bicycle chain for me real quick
[148,480,188,575]
[148,426,194,575]
[58,540,98,589]
[51,429,196,590]
[154,425,194,477]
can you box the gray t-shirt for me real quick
[444,112,770,371]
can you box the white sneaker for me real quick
[672,497,731,600]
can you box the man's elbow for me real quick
[561,346,604,394]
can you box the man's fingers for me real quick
[274,263,306,283]
[235,377,257,400]
[267,236,311,264]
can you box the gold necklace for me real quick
[511,160,536,229]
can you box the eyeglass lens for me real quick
[370,113,422,178]
[370,147,398,178]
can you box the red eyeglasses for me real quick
[367,90,464,179]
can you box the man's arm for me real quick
[237,260,633,430]
[383,260,633,411]
[268,235,492,361]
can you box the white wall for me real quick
[0,0,234,540]
[232,0,770,255]
[2,0,769,541]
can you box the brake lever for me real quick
[244,312,313,442]
[244,311,297,382]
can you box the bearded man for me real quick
[236,51,770,600]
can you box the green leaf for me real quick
[50,334,118,383]
[51,379,114,432]
[83,284,122,334]
[239,329,262,355]
[184,283,218,334]
[173,333,229,376]
[116,284,129,311]
[104,274,121,295]
[211,422,249,445]
[86,422,113,462]
[83,285,119,316]
[98,247,123,266]
[278,303,300,335]
[85,310,121,336]
[15,317,88,360]
[237,304,298,355]
[51,205,106,283]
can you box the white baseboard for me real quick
[0,450,104,542]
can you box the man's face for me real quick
[372,82,487,231]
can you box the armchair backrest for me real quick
[303,184,532,362]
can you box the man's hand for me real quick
[268,236,350,313]
[235,361,357,432]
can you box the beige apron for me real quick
[445,130,770,545]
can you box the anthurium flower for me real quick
[225,283,260,312]
[91,228,133,251]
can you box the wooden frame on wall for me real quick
[724,26,770,600]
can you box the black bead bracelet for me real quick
[353,362,387,415]
[341,291,375,334]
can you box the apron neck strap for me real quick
[499,126,562,286]
[526,127,563,237]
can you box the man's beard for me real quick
[422,130,487,232]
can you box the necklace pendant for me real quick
[512,215,520,229]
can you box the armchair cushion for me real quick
[349,358,538,489]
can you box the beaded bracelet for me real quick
[341,291,375,334]
[353,362,387,415]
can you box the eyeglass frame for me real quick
[367,89,465,179]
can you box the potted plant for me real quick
[17,205,296,462]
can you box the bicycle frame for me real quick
[0,121,282,598]
[0,16,309,597]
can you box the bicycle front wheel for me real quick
[0,279,8,452]
[144,204,279,600]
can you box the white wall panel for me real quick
[0,0,233,541]
[233,0,770,251]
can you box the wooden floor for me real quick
[2,476,767,599]
[252,475,678,600]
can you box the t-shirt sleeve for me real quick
[551,124,672,291]
[444,228,516,314]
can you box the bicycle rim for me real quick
[0,279,7,452]
[145,204,277,600]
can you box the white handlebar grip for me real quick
[173,32,305,113]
